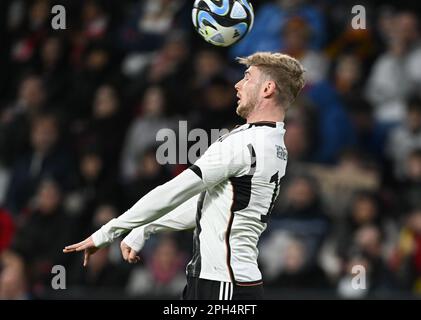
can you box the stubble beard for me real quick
[236,93,258,119]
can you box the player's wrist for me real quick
[123,227,146,252]
[91,228,110,248]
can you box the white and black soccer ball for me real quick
[192,0,254,47]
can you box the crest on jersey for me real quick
[276,145,288,160]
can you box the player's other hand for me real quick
[63,236,99,267]
[120,241,140,264]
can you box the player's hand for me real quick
[120,241,140,264]
[63,236,99,267]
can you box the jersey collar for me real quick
[248,121,284,129]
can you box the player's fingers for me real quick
[63,242,83,252]
[63,241,84,253]
[121,246,130,261]
[120,242,132,261]
[63,238,90,252]
[75,242,92,252]
[120,242,127,260]
[83,250,90,267]
[128,249,140,264]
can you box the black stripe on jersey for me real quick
[226,144,256,284]
[189,165,202,179]
[247,144,256,172]
[187,191,206,278]
[229,144,256,211]
[225,208,236,283]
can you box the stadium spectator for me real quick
[391,208,421,295]
[334,54,364,107]
[120,85,177,182]
[5,113,74,215]
[395,149,421,215]
[0,74,46,167]
[336,191,384,257]
[284,117,312,162]
[0,250,30,300]
[190,49,229,90]
[76,84,126,172]
[126,235,187,298]
[8,0,50,69]
[283,96,319,162]
[67,42,119,121]
[124,147,172,206]
[37,35,70,107]
[191,75,240,135]
[270,175,331,266]
[69,244,129,290]
[337,225,397,298]
[117,0,188,52]
[305,79,357,163]
[264,236,331,290]
[230,0,326,58]
[10,178,74,290]
[366,12,421,124]
[68,201,130,291]
[386,95,421,178]
[283,17,329,85]
[65,147,121,234]
[346,98,389,161]
[307,148,380,217]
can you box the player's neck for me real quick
[246,104,285,124]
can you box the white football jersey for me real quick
[187,121,288,284]
[93,121,288,286]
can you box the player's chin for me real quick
[236,105,247,119]
[236,105,242,116]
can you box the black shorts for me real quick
[181,276,264,300]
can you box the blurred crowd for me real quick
[1,0,421,299]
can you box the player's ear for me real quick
[262,80,276,98]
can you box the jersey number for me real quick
[261,171,280,223]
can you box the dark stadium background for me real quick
[1,0,421,299]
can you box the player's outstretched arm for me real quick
[63,168,205,265]
[120,194,198,263]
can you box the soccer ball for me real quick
[192,0,254,47]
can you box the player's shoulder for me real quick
[213,127,252,155]
[214,125,271,160]
[218,122,276,141]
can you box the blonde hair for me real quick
[237,52,306,107]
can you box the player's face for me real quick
[234,66,262,119]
